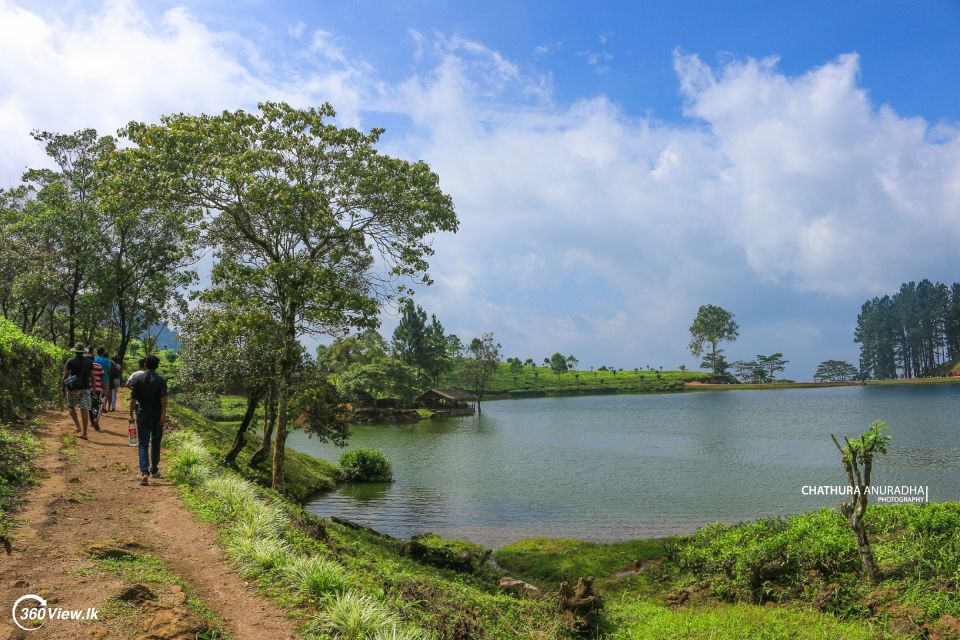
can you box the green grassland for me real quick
[688,377,960,392]
[444,363,711,397]
[865,376,960,386]
[497,504,960,639]
[493,538,668,585]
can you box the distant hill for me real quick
[441,362,709,396]
[140,324,179,351]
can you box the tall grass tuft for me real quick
[314,591,399,640]
[284,555,351,599]
[166,431,215,485]
[203,474,260,519]
[226,536,290,577]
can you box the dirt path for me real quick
[1,398,297,639]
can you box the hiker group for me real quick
[63,344,168,486]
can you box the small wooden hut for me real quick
[414,388,476,411]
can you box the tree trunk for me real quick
[249,382,275,467]
[271,307,296,491]
[68,291,77,347]
[831,435,881,584]
[224,395,259,466]
[839,496,879,583]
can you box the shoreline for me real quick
[463,375,960,405]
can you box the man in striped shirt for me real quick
[85,352,106,432]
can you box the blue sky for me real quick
[3,0,960,378]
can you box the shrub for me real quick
[677,510,858,602]
[0,318,67,422]
[0,423,42,535]
[339,448,393,482]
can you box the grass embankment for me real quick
[498,504,960,639]
[494,538,668,585]
[688,377,960,391]
[865,376,960,386]
[686,381,861,391]
[445,363,710,397]
[169,403,339,502]
[163,411,577,639]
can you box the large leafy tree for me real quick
[97,147,201,361]
[756,352,788,381]
[688,304,740,375]
[120,102,457,490]
[0,188,62,336]
[814,359,858,382]
[17,129,112,346]
[546,352,569,375]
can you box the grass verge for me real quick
[494,538,668,586]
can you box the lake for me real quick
[288,385,960,548]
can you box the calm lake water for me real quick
[288,385,960,548]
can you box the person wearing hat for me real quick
[63,343,93,438]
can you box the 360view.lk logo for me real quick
[11,594,98,631]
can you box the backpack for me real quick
[64,357,90,390]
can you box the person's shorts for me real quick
[66,388,92,410]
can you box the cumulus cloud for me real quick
[2,0,958,375]
[0,0,369,181]
[673,50,960,295]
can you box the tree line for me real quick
[315,301,501,412]
[0,129,198,360]
[855,279,960,379]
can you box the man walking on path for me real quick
[63,343,92,438]
[109,355,123,411]
[127,357,147,387]
[129,354,168,486]
[86,352,105,431]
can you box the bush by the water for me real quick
[339,448,393,482]
[0,318,67,422]
[674,503,960,622]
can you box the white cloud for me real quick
[288,20,305,39]
[673,50,960,295]
[2,1,958,375]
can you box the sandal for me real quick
[139,476,149,486]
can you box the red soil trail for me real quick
[0,397,297,639]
